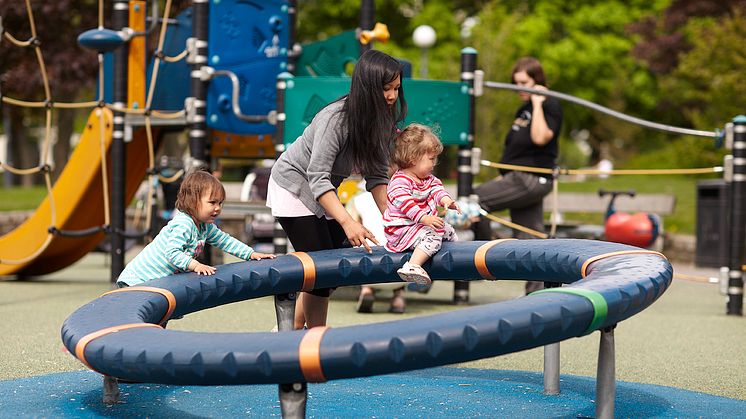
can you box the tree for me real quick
[641,7,746,167]
[468,0,670,170]
[1,1,100,185]
[624,0,746,168]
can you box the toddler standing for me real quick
[383,124,460,286]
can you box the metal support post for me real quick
[359,0,374,54]
[102,375,120,405]
[454,47,477,304]
[187,0,209,168]
[727,115,746,315]
[102,0,130,403]
[595,326,616,419]
[275,293,306,417]
[543,342,560,394]
[286,0,300,74]
[273,70,304,416]
[110,0,129,284]
[543,281,562,394]
[273,73,290,255]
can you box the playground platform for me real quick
[1,248,744,417]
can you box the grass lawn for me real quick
[0,186,47,211]
[552,174,714,235]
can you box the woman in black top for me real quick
[474,57,562,293]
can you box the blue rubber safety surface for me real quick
[1,367,743,418]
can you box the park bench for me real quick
[540,191,677,246]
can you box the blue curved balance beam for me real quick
[61,239,672,385]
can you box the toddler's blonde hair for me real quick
[392,124,443,169]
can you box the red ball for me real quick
[605,212,655,248]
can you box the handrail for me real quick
[483,81,719,139]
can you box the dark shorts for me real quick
[277,215,349,297]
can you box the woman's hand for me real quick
[341,219,379,253]
[189,260,216,276]
[531,84,547,106]
[250,252,276,260]
[420,215,445,229]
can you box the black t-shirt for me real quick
[500,97,562,177]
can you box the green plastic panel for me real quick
[295,31,359,77]
[283,76,470,145]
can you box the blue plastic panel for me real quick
[206,0,290,134]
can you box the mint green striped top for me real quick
[117,210,254,286]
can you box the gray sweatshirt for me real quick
[270,99,390,218]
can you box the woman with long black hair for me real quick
[267,49,407,328]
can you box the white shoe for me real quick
[397,262,432,286]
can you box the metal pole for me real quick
[286,0,299,74]
[419,48,428,79]
[187,0,209,167]
[103,0,130,404]
[454,48,476,305]
[359,0,374,54]
[595,326,616,419]
[727,115,746,315]
[110,0,129,284]
[273,73,290,255]
[273,71,304,417]
[275,293,305,417]
[543,283,561,394]
[543,342,560,394]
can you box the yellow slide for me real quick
[0,108,156,276]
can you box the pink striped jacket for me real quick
[383,170,451,252]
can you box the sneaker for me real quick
[397,262,432,286]
[356,289,375,313]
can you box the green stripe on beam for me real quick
[532,288,608,335]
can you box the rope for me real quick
[673,272,717,284]
[151,109,185,119]
[162,49,188,62]
[1,96,100,109]
[475,159,721,242]
[479,209,548,239]
[97,109,111,226]
[137,0,176,238]
[159,169,184,183]
[0,0,188,266]
[3,31,34,47]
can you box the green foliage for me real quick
[660,10,746,132]
[469,1,670,167]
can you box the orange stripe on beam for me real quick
[581,250,667,278]
[75,323,162,372]
[103,287,177,326]
[290,252,317,292]
[299,326,328,382]
[474,239,516,279]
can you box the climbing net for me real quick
[1,0,187,265]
